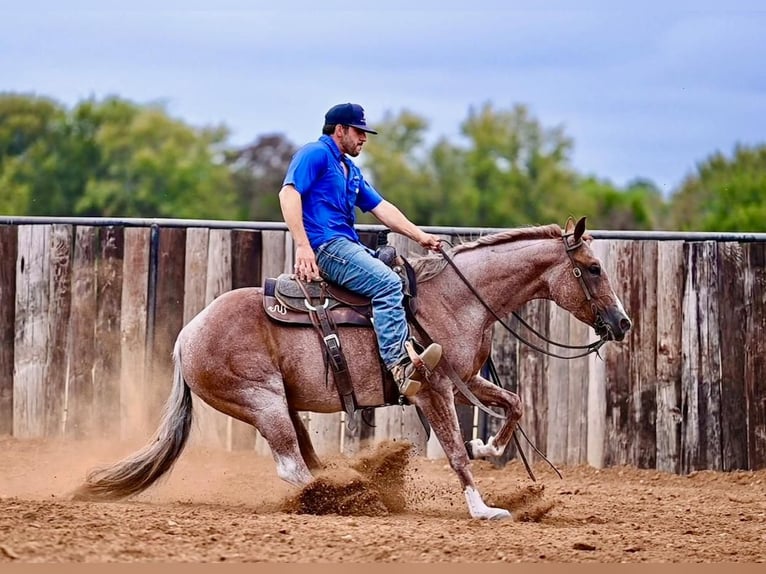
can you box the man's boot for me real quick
[390,341,442,397]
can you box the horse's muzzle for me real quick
[595,309,632,342]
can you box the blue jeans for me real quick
[316,237,408,369]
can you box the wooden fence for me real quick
[0,220,764,474]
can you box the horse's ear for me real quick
[564,216,576,235]
[574,216,587,242]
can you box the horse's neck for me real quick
[413,239,560,373]
[444,238,559,318]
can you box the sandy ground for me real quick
[0,434,765,563]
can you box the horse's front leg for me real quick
[457,374,523,460]
[411,378,511,520]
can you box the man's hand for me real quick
[418,232,442,252]
[293,244,321,281]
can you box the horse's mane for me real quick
[409,223,564,282]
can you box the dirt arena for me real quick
[0,434,764,563]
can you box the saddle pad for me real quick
[263,294,372,327]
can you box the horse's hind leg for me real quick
[289,409,323,471]
[214,379,315,488]
[457,374,523,459]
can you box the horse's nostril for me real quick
[621,318,632,333]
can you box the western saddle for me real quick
[262,245,420,430]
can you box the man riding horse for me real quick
[278,102,443,397]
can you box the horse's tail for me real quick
[71,339,193,501]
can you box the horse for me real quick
[73,216,631,520]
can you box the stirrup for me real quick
[392,341,442,397]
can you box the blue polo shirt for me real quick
[283,135,383,251]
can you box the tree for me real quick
[0,93,240,219]
[358,109,437,225]
[225,133,297,221]
[75,98,238,219]
[577,176,665,230]
[0,93,68,214]
[360,104,580,228]
[668,144,766,231]
[460,102,577,227]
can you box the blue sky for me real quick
[2,1,765,194]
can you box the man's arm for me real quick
[370,200,442,252]
[279,184,320,280]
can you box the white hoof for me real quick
[464,486,512,520]
[486,507,512,520]
[468,436,502,458]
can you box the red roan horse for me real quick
[74,216,631,520]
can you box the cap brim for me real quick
[349,124,378,135]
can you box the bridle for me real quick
[562,230,611,348]
[437,231,609,360]
[413,230,613,482]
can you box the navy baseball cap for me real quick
[324,103,378,134]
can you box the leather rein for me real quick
[409,231,611,482]
[437,232,609,360]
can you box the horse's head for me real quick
[553,216,632,342]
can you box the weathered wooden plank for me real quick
[744,242,766,469]
[206,229,232,303]
[261,230,290,280]
[182,228,209,324]
[655,241,684,474]
[309,412,342,456]
[14,225,51,437]
[66,226,97,439]
[681,241,723,473]
[93,226,123,438]
[343,409,376,457]
[231,229,262,289]
[545,305,570,464]
[717,242,748,470]
[516,300,549,467]
[119,228,150,440]
[587,240,609,468]
[601,240,633,467]
[183,227,223,450]
[146,227,186,428]
[630,241,658,469]
[567,309,590,465]
[0,225,17,435]
[44,224,73,438]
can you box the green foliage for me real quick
[363,103,580,228]
[668,145,766,231]
[225,133,297,221]
[358,110,436,225]
[0,93,67,214]
[577,176,665,230]
[460,102,577,227]
[2,92,763,232]
[0,94,239,219]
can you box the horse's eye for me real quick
[589,263,601,276]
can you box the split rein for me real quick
[436,236,609,360]
[428,235,610,482]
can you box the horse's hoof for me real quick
[487,508,512,520]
